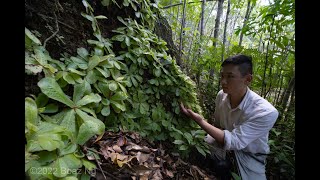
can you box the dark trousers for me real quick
[210,151,237,180]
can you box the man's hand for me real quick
[180,103,202,123]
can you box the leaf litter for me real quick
[82,130,217,179]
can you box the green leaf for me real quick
[80,107,97,118]
[61,154,82,170]
[43,103,59,114]
[25,28,41,45]
[95,15,108,19]
[110,92,128,101]
[73,80,91,103]
[154,68,161,77]
[35,93,49,108]
[76,109,105,145]
[82,159,96,171]
[77,47,89,60]
[101,106,110,116]
[131,76,138,87]
[88,55,101,71]
[96,67,110,78]
[59,143,78,156]
[139,103,149,114]
[108,81,118,91]
[38,77,76,108]
[52,157,71,178]
[60,109,77,139]
[179,145,188,151]
[27,133,63,152]
[110,100,126,112]
[76,93,101,107]
[63,72,76,84]
[85,70,98,84]
[125,36,130,47]
[25,97,39,125]
[101,0,110,6]
[184,132,193,144]
[173,140,184,145]
[196,146,206,157]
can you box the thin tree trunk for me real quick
[280,75,295,120]
[258,34,263,52]
[217,0,230,89]
[200,0,206,36]
[227,9,241,54]
[179,0,187,57]
[239,0,252,47]
[204,1,218,29]
[261,15,275,97]
[162,0,215,9]
[213,0,224,47]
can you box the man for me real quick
[180,54,279,180]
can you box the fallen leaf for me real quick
[113,145,123,153]
[132,165,152,176]
[165,168,174,178]
[136,152,150,164]
[117,135,127,147]
[150,169,163,180]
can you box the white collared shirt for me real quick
[213,87,279,154]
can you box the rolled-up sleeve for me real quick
[223,109,278,150]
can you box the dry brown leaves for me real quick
[83,131,216,180]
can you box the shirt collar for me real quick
[226,87,250,111]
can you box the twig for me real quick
[96,168,122,180]
[43,12,59,48]
[95,158,107,180]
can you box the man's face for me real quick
[220,64,251,95]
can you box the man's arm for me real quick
[180,103,225,145]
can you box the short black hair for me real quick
[221,54,253,76]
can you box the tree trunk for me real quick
[239,0,252,47]
[279,74,295,119]
[227,8,241,54]
[261,15,275,97]
[179,0,187,57]
[213,0,224,47]
[280,75,295,121]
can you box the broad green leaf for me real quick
[43,103,59,114]
[81,174,91,180]
[88,55,101,71]
[101,106,110,116]
[63,72,76,84]
[25,27,41,45]
[25,97,39,125]
[27,133,63,152]
[110,92,128,101]
[80,107,97,118]
[131,77,138,87]
[82,159,96,171]
[81,13,94,22]
[125,36,130,47]
[61,154,82,170]
[25,64,43,75]
[179,145,188,151]
[35,93,49,108]
[101,0,110,6]
[77,47,89,60]
[76,93,101,107]
[110,100,126,111]
[36,151,57,166]
[75,109,105,145]
[196,146,206,157]
[73,81,91,103]
[109,81,118,91]
[38,77,75,108]
[60,109,77,139]
[173,140,185,145]
[139,103,149,114]
[70,56,87,65]
[184,132,193,144]
[68,68,86,76]
[154,68,161,77]
[85,70,98,84]
[59,143,78,156]
[96,67,110,78]
[52,156,70,178]
[118,82,127,94]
